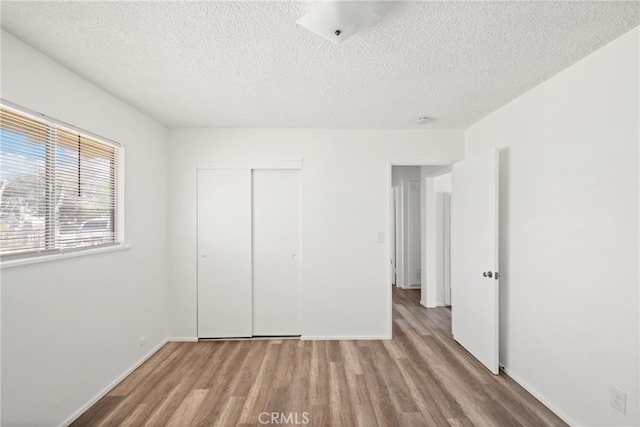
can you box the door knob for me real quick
[483,271,493,278]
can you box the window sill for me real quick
[0,243,132,269]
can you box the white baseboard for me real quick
[407,285,422,289]
[301,335,391,341]
[420,300,436,309]
[170,336,392,342]
[173,336,394,342]
[59,338,168,427]
[501,366,577,426]
[168,337,198,342]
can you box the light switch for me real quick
[377,232,385,243]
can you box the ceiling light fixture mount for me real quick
[296,2,380,45]
[415,116,432,125]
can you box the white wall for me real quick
[421,168,451,308]
[392,166,421,289]
[434,173,452,306]
[407,180,422,288]
[434,173,452,193]
[466,27,639,427]
[422,174,436,306]
[1,31,170,426]
[168,129,464,339]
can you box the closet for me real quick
[196,160,301,339]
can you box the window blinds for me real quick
[0,105,120,258]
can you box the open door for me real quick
[451,148,499,374]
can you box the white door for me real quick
[197,169,252,338]
[451,148,499,374]
[252,170,301,336]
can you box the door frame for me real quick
[443,192,452,306]
[391,186,399,286]
[386,161,451,338]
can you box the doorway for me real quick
[391,166,421,290]
[389,150,501,375]
[388,163,452,334]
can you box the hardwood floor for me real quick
[72,287,566,426]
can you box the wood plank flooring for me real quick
[72,287,566,426]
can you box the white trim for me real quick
[198,336,301,342]
[59,338,168,427]
[443,192,452,306]
[117,147,126,245]
[168,337,198,342]
[1,243,132,269]
[387,166,394,337]
[298,169,304,339]
[197,159,303,170]
[301,335,391,341]
[395,183,405,288]
[390,159,452,167]
[420,168,428,306]
[500,366,577,426]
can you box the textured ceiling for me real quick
[1,1,638,129]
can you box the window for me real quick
[0,103,121,260]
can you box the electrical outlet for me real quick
[139,335,146,347]
[610,385,626,414]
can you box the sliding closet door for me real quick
[197,169,252,338]
[252,169,301,336]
